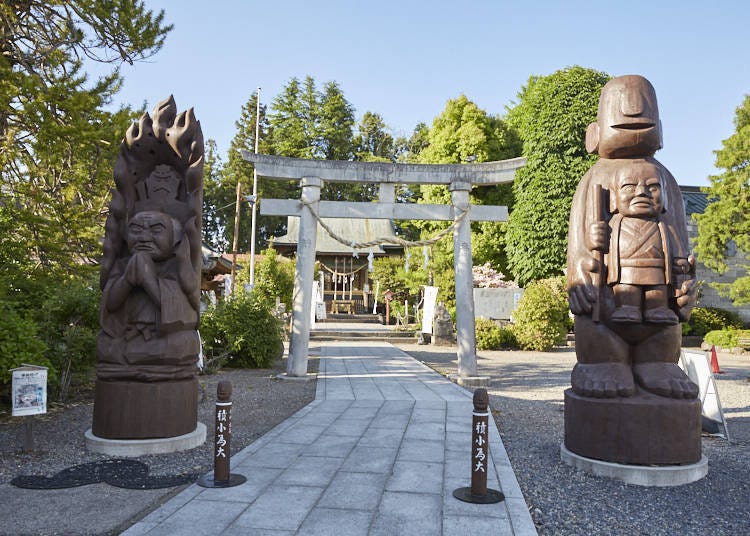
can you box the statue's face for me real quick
[596,75,662,158]
[146,164,180,200]
[614,162,664,218]
[127,211,174,261]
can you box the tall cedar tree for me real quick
[505,66,610,286]
[695,95,750,305]
[219,92,274,252]
[0,1,171,279]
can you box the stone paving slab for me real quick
[124,341,536,535]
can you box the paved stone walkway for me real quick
[124,342,536,535]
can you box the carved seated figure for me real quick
[97,209,200,382]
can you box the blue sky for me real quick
[101,0,750,186]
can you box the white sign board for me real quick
[422,286,439,334]
[679,350,729,440]
[11,365,48,417]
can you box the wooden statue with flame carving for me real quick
[92,97,203,439]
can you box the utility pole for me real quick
[249,87,261,288]
[229,168,242,295]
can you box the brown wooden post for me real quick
[198,381,247,488]
[453,388,504,504]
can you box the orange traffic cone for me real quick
[710,345,723,374]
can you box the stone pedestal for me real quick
[564,388,702,465]
[92,378,198,439]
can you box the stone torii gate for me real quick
[242,152,525,381]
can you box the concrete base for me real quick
[448,374,491,388]
[561,443,708,487]
[276,373,317,382]
[85,423,206,457]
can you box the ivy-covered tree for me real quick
[505,66,610,286]
[695,95,750,305]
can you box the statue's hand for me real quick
[675,277,699,322]
[586,222,608,252]
[125,252,156,287]
[569,259,598,315]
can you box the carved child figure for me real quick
[605,159,687,325]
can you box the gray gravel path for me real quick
[0,354,318,536]
[396,343,750,536]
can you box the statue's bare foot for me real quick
[633,362,699,399]
[571,363,635,398]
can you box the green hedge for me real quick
[704,329,750,349]
[683,307,743,337]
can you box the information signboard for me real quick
[11,365,48,417]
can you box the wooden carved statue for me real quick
[564,76,702,465]
[92,96,204,439]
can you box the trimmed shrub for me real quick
[200,291,284,369]
[475,318,517,350]
[685,307,743,337]
[704,329,750,349]
[511,276,569,351]
[252,247,295,307]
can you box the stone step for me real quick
[310,331,416,342]
[318,314,382,324]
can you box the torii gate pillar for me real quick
[450,180,478,378]
[287,176,321,377]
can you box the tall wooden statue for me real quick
[565,76,702,466]
[92,97,204,439]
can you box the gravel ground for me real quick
[0,353,318,536]
[396,343,750,536]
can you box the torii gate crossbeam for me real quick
[242,152,525,381]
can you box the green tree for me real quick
[319,80,355,161]
[267,76,369,203]
[202,139,229,251]
[695,95,750,305]
[505,66,610,286]
[354,112,396,161]
[269,76,320,159]
[0,1,171,275]
[413,95,521,273]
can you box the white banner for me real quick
[422,286,439,334]
[11,366,48,417]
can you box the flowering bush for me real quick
[473,263,518,288]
